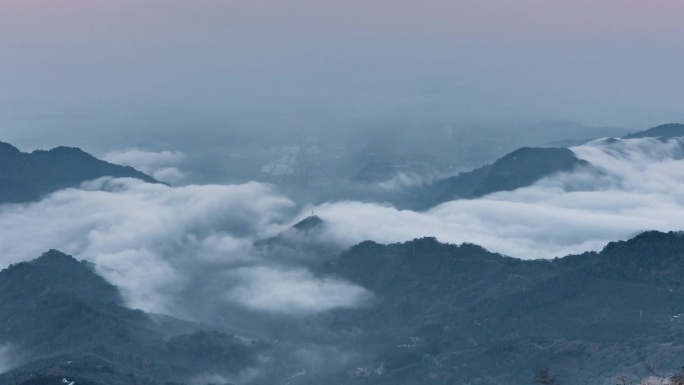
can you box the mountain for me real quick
[252,215,348,265]
[312,231,684,385]
[624,123,684,140]
[5,233,684,384]
[414,122,684,209]
[421,147,589,208]
[0,141,158,204]
[0,250,265,385]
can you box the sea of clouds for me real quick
[0,136,683,319]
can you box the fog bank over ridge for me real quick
[313,136,684,258]
[0,134,682,320]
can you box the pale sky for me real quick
[1,0,683,150]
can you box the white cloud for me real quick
[225,267,373,315]
[0,178,371,317]
[303,137,684,259]
[0,179,297,314]
[375,172,436,192]
[103,149,187,184]
[2,136,684,320]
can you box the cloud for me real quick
[303,137,684,259]
[0,344,16,374]
[2,136,684,322]
[225,266,373,315]
[0,179,368,316]
[375,172,435,192]
[103,149,188,184]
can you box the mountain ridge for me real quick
[4,232,684,384]
[0,140,159,204]
[0,250,266,385]
[314,230,684,384]
[623,123,684,140]
[421,146,590,208]
[416,123,684,209]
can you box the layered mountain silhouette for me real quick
[623,123,684,140]
[4,125,684,385]
[0,141,158,204]
[314,231,684,385]
[423,147,589,207]
[4,232,684,384]
[0,250,265,385]
[417,123,684,209]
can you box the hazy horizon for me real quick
[2,0,684,152]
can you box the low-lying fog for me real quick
[0,136,683,326]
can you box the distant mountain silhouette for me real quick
[423,147,589,208]
[624,123,684,140]
[0,141,158,204]
[415,123,684,209]
[0,250,264,385]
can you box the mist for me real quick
[0,344,16,375]
[103,148,187,184]
[312,136,684,258]
[0,177,375,322]
[0,135,680,330]
[2,0,684,160]
[3,1,684,383]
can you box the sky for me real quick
[1,0,684,152]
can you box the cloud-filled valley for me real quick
[0,135,684,324]
[4,1,684,382]
[0,178,373,318]
[312,136,684,258]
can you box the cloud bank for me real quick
[1,136,684,323]
[103,149,188,184]
[309,137,684,259]
[0,179,370,317]
[225,267,372,315]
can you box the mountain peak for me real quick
[0,249,123,306]
[292,215,324,232]
[36,145,88,154]
[426,146,588,207]
[0,140,21,155]
[32,248,80,265]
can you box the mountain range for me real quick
[0,250,264,385]
[0,141,158,204]
[421,146,589,207]
[2,123,684,384]
[4,230,684,384]
[412,123,684,209]
[314,230,684,385]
